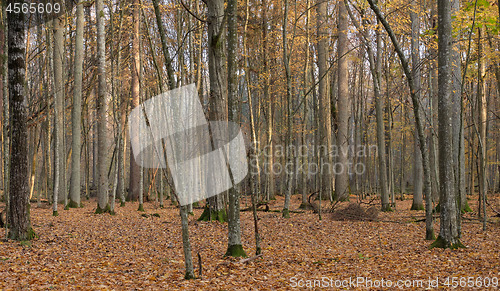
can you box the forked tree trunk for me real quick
[198,0,228,222]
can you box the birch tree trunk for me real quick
[69,0,85,208]
[7,3,35,240]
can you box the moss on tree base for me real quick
[52,211,59,217]
[461,201,472,213]
[197,207,227,222]
[137,204,145,212]
[410,203,425,211]
[67,200,80,208]
[430,235,465,249]
[426,229,436,241]
[95,204,111,214]
[184,272,195,280]
[225,244,247,258]
[8,227,36,241]
[282,208,290,218]
[120,201,126,207]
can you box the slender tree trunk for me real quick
[53,14,65,211]
[7,4,35,240]
[335,0,350,201]
[477,28,487,230]
[282,0,294,218]
[225,0,246,257]
[128,0,141,202]
[69,0,85,208]
[410,6,424,210]
[367,0,434,240]
[96,0,109,213]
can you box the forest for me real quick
[0,0,499,289]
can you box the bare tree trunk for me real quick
[7,5,35,240]
[53,14,66,211]
[225,0,246,257]
[96,0,109,213]
[476,28,487,231]
[282,0,294,218]
[198,0,228,222]
[69,0,85,208]
[410,6,424,211]
[128,0,141,202]
[367,0,435,240]
[316,0,332,203]
[335,0,350,201]
[431,0,463,248]
[262,0,274,202]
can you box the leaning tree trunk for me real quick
[69,0,85,208]
[7,3,35,240]
[335,0,350,201]
[367,0,435,240]
[95,0,109,213]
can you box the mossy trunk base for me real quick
[426,229,436,241]
[137,204,145,212]
[410,203,425,211]
[52,211,59,217]
[197,207,227,222]
[95,204,111,214]
[461,201,472,213]
[8,227,36,241]
[430,235,465,249]
[225,244,247,258]
[67,200,80,208]
[282,208,290,218]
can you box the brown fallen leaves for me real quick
[0,193,499,290]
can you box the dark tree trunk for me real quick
[7,3,35,240]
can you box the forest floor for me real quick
[0,193,499,290]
